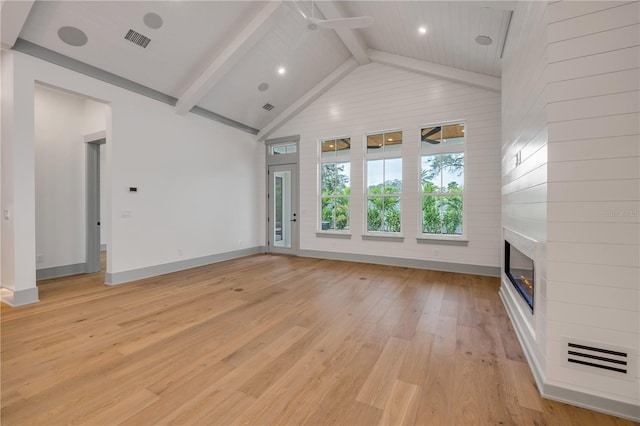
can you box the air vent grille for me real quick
[262,103,275,111]
[124,29,151,48]
[563,338,635,381]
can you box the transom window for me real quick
[271,142,297,155]
[319,137,351,231]
[420,123,465,236]
[366,130,403,233]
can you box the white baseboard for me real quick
[105,246,266,285]
[36,263,87,280]
[0,287,40,306]
[298,249,500,277]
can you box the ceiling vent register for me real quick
[262,103,275,112]
[124,29,151,48]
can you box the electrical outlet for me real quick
[178,248,183,256]
[515,150,522,167]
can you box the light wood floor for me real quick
[1,255,635,425]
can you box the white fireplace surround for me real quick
[499,227,545,391]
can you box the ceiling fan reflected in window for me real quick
[288,0,374,31]
[421,126,442,144]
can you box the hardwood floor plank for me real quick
[378,380,420,426]
[120,361,235,425]
[356,336,410,409]
[169,390,255,426]
[414,315,457,425]
[79,388,159,426]
[506,358,545,412]
[397,331,434,386]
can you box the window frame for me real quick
[418,120,467,241]
[364,129,404,236]
[318,136,352,235]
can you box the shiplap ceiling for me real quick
[340,1,512,77]
[6,0,515,133]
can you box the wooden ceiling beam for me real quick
[174,1,281,115]
[368,49,501,93]
[315,1,370,65]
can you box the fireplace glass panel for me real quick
[505,241,534,312]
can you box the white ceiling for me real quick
[8,0,515,133]
[197,5,352,130]
[19,1,263,97]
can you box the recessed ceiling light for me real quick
[58,26,88,47]
[388,138,393,142]
[143,12,163,30]
[475,35,493,45]
[278,67,286,75]
[418,26,427,35]
[258,82,269,92]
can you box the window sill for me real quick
[416,236,469,246]
[316,232,351,239]
[362,234,405,242]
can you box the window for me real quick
[366,131,402,233]
[420,123,465,236]
[271,143,297,155]
[319,138,350,231]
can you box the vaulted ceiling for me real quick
[1,0,514,139]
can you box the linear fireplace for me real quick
[505,240,534,312]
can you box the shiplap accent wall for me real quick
[503,0,640,416]
[269,62,501,269]
[501,0,550,377]
[545,0,639,407]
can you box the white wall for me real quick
[545,0,639,407]
[1,50,37,304]
[500,0,550,377]
[270,62,502,269]
[1,50,264,299]
[109,97,264,273]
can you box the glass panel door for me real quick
[268,164,298,255]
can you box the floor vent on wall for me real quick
[124,29,151,48]
[262,103,275,111]
[563,338,635,381]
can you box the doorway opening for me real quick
[33,84,109,283]
[86,133,106,274]
[265,136,299,255]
